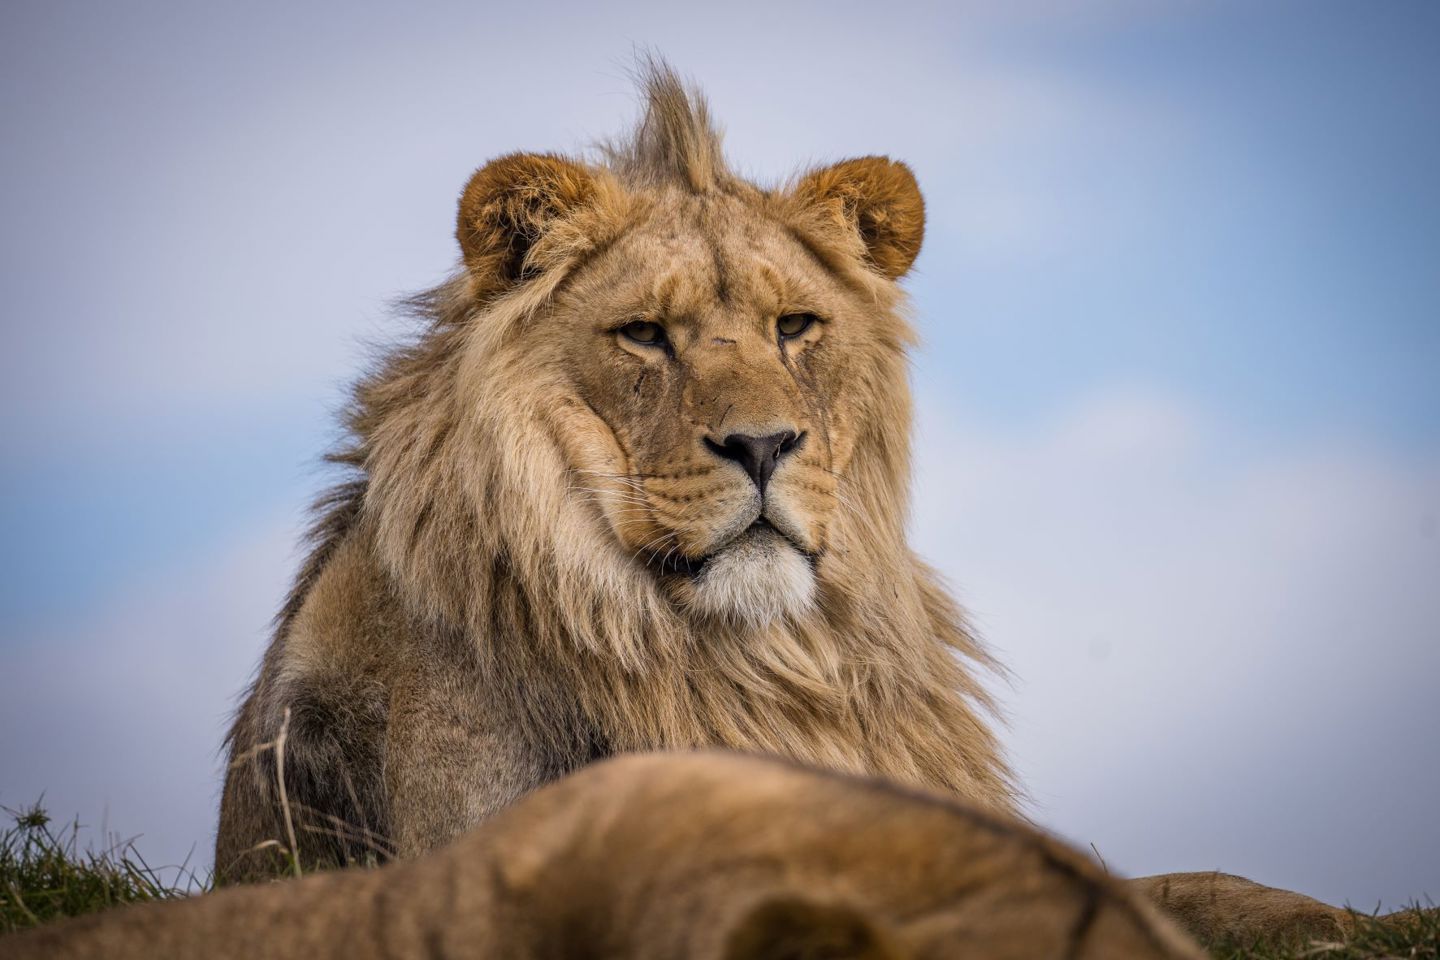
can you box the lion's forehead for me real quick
[569,196,835,329]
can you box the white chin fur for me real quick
[687,527,816,627]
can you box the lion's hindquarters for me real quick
[1131,872,1353,946]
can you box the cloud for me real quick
[912,385,1440,910]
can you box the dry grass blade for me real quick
[273,706,303,879]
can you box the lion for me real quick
[212,61,1355,944]
[7,752,1207,960]
[217,61,1012,878]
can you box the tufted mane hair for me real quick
[599,57,733,193]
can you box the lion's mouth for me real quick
[646,518,814,579]
[650,550,708,578]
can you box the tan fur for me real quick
[10,753,1206,960]
[207,60,1357,946]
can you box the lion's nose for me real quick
[704,430,804,493]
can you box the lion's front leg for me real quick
[382,671,585,858]
[1131,872,1353,946]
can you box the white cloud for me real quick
[912,386,1440,910]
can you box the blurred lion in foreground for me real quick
[15,62,1363,955]
[9,754,1208,959]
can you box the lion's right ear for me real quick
[456,152,615,291]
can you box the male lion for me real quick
[218,62,1011,876]
[215,62,1351,944]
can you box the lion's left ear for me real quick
[789,157,925,280]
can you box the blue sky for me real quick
[1,0,1436,910]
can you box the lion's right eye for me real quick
[777,313,817,339]
[619,320,666,347]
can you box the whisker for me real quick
[571,489,654,506]
[571,499,654,517]
[572,469,651,487]
[809,463,854,487]
[575,504,654,520]
[574,467,720,484]
[659,540,687,571]
[635,529,679,556]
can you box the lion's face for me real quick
[550,191,874,625]
[454,141,923,630]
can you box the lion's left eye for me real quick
[777,313,817,339]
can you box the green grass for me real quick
[0,802,208,935]
[1,803,1435,957]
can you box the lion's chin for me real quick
[684,525,816,628]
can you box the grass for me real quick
[0,802,208,936]
[0,802,1434,957]
[1209,906,1439,959]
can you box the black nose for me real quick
[704,431,803,493]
